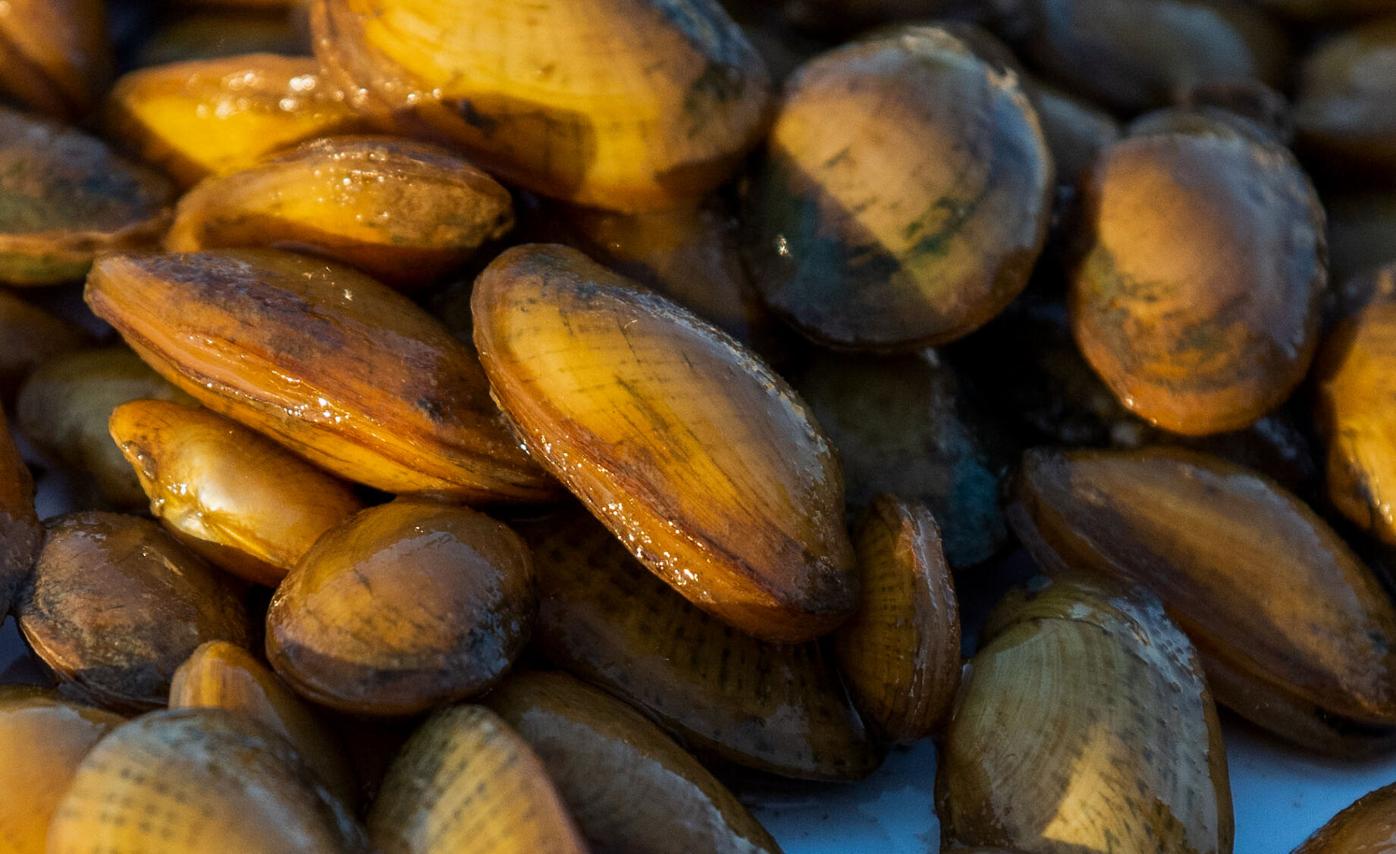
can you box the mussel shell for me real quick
[0,107,173,286]
[109,398,362,586]
[834,497,960,744]
[0,409,39,617]
[16,347,193,510]
[0,686,124,853]
[367,704,586,854]
[1295,17,1396,182]
[1294,781,1396,853]
[0,290,88,399]
[527,509,878,781]
[793,348,1008,568]
[487,670,780,854]
[938,575,1233,853]
[15,512,251,712]
[310,0,772,212]
[102,54,366,187]
[0,0,112,120]
[86,249,553,501]
[136,10,310,66]
[170,640,357,805]
[165,136,514,289]
[49,708,368,853]
[1070,131,1326,435]
[266,499,535,716]
[1010,446,1396,754]
[474,243,856,642]
[1031,81,1121,188]
[743,26,1053,351]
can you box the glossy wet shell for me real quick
[166,136,514,288]
[0,0,112,120]
[109,399,362,586]
[1316,295,1396,547]
[1294,781,1396,853]
[86,249,553,501]
[1005,0,1287,113]
[0,409,39,618]
[311,0,772,212]
[940,576,1233,853]
[794,349,1007,568]
[266,500,535,716]
[528,510,877,781]
[0,290,87,397]
[170,641,357,805]
[0,107,173,286]
[834,497,960,744]
[0,687,123,854]
[487,671,780,854]
[1295,17,1396,180]
[15,513,251,712]
[367,705,586,854]
[1071,132,1326,435]
[102,54,366,187]
[743,27,1052,351]
[16,347,192,510]
[1010,447,1396,753]
[474,243,855,642]
[48,708,368,853]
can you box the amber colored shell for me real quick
[487,671,780,854]
[102,54,366,187]
[367,705,587,854]
[49,708,368,853]
[1295,17,1396,181]
[16,347,193,510]
[15,513,251,712]
[0,107,173,286]
[1071,132,1326,435]
[834,497,960,744]
[0,0,112,120]
[527,510,877,781]
[1010,447,1396,754]
[743,27,1052,351]
[166,136,514,289]
[1294,781,1396,853]
[474,243,856,642]
[170,641,357,805]
[109,399,362,586]
[310,0,771,212]
[938,575,1233,853]
[85,249,553,501]
[0,408,39,618]
[266,500,535,716]
[0,687,124,854]
[0,290,88,397]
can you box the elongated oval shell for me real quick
[1295,781,1396,853]
[743,27,1052,351]
[0,408,39,617]
[834,497,959,744]
[170,641,357,805]
[1295,17,1396,182]
[86,249,553,501]
[16,348,192,510]
[49,708,368,853]
[940,576,1232,853]
[488,670,780,854]
[102,54,365,187]
[0,687,124,854]
[15,512,251,712]
[1071,132,1326,435]
[311,0,771,212]
[166,136,514,288]
[0,0,112,120]
[367,705,586,854]
[0,107,173,286]
[109,399,362,586]
[1010,446,1396,754]
[528,510,877,781]
[474,243,855,642]
[267,499,535,716]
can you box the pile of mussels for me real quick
[2,0,1396,851]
